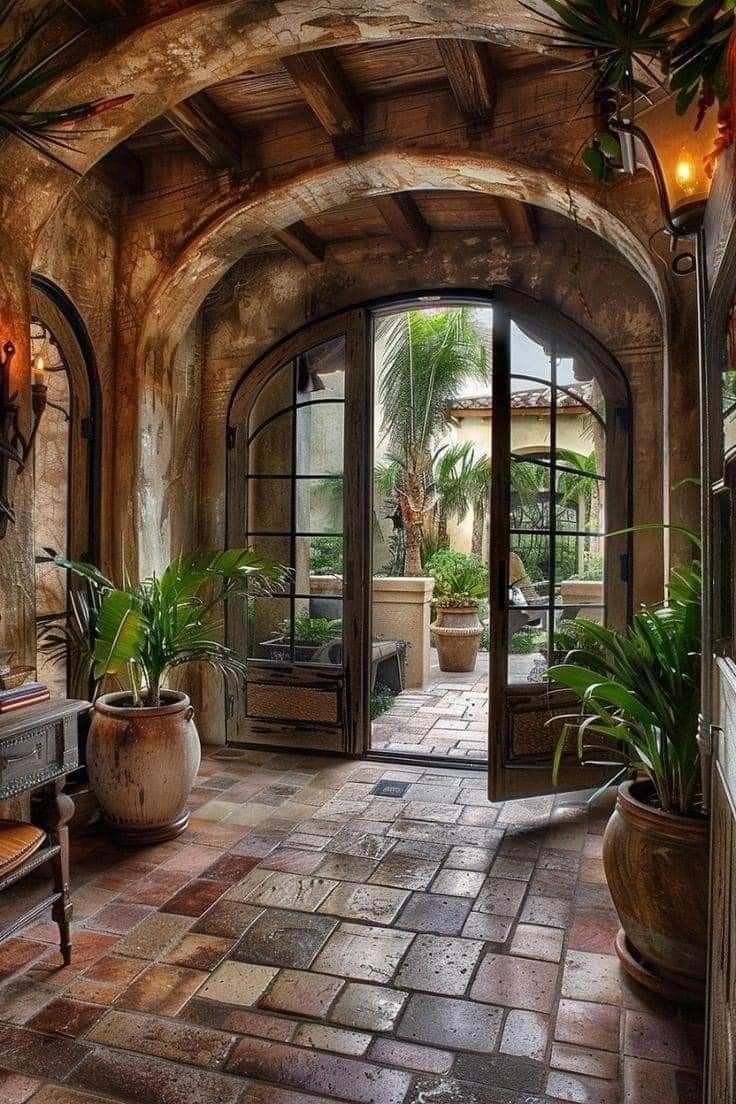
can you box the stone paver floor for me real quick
[0,748,703,1103]
[371,652,538,759]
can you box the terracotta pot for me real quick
[603,779,709,1002]
[430,606,483,673]
[87,690,201,845]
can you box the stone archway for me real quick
[137,146,667,371]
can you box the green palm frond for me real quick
[0,2,132,169]
[48,546,285,706]
[93,590,146,681]
[546,558,702,815]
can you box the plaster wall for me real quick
[0,175,119,671]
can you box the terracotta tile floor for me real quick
[0,748,703,1103]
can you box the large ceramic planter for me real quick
[431,606,483,673]
[603,779,709,1002]
[87,690,201,845]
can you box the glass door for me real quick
[226,311,369,754]
[488,290,631,799]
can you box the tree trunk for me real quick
[404,522,423,576]
[472,503,485,558]
[437,507,449,548]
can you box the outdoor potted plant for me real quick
[428,549,487,673]
[546,557,707,1001]
[260,612,342,663]
[42,547,284,844]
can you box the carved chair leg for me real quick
[34,780,75,965]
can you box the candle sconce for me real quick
[1,340,49,539]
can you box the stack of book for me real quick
[0,682,50,714]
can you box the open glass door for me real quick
[488,290,631,800]
[226,311,369,754]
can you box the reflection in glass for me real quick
[296,402,345,476]
[32,320,71,698]
[724,301,736,456]
[243,336,346,668]
[249,410,294,476]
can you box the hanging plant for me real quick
[0,2,132,169]
[523,0,736,175]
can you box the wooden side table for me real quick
[0,699,88,962]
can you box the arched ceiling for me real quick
[0,2,592,245]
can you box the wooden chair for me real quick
[0,798,73,964]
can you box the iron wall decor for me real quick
[0,340,48,538]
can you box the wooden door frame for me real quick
[487,288,632,799]
[225,309,370,754]
[223,287,631,773]
[30,276,101,698]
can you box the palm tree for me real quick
[378,308,488,575]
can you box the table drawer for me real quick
[0,714,79,801]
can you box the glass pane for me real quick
[249,362,293,434]
[300,538,346,609]
[511,377,551,453]
[33,356,71,698]
[509,533,551,604]
[308,535,344,580]
[555,534,604,611]
[293,597,343,666]
[248,597,292,661]
[249,410,293,476]
[510,320,552,383]
[511,454,550,530]
[296,478,343,533]
[724,301,736,455]
[244,537,294,595]
[555,472,604,533]
[508,607,550,687]
[246,478,290,533]
[296,402,345,476]
[297,337,345,400]
[552,605,604,658]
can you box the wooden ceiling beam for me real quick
[164,92,241,169]
[495,198,538,246]
[273,221,325,265]
[282,50,362,142]
[62,0,125,19]
[375,193,430,252]
[437,40,496,124]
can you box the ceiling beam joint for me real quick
[282,50,362,144]
[495,198,538,247]
[273,221,326,265]
[165,92,242,170]
[375,194,430,253]
[438,40,496,129]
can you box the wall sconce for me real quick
[612,95,718,271]
[0,340,48,539]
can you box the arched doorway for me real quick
[226,289,631,798]
[31,277,100,697]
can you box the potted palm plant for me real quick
[42,548,284,844]
[546,557,707,1000]
[428,549,488,673]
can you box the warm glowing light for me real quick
[32,354,46,385]
[674,147,698,196]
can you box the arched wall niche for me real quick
[185,224,664,744]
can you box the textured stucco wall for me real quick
[0,175,119,669]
